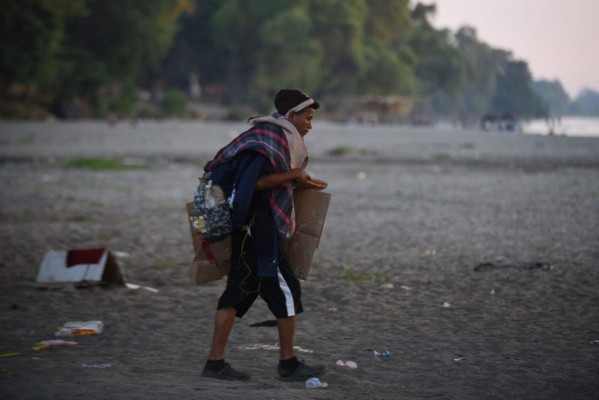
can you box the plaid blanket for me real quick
[204,117,295,238]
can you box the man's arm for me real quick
[255,168,309,190]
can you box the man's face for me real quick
[290,107,315,137]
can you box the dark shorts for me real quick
[217,227,303,319]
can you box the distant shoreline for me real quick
[520,116,599,137]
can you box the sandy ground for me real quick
[1,120,598,399]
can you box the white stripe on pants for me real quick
[277,270,295,317]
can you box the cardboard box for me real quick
[36,248,125,284]
[281,189,331,280]
[186,188,330,284]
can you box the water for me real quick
[522,116,599,137]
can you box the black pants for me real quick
[217,226,303,319]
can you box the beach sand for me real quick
[1,120,598,399]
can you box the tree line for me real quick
[532,81,599,117]
[1,0,595,121]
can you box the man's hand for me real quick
[303,177,328,190]
[292,168,311,186]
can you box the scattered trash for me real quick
[111,251,130,258]
[335,360,358,369]
[239,344,314,353]
[423,249,436,257]
[474,262,553,272]
[355,172,367,180]
[82,363,112,369]
[250,320,277,327]
[0,368,14,375]
[453,356,466,362]
[379,282,394,289]
[69,225,83,234]
[442,302,451,308]
[56,321,103,337]
[125,283,159,293]
[400,285,411,291]
[33,340,78,352]
[42,340,78,346]
[0,352,19,358]
[33,343,48,351]
[305,377,328,389]
[327,307,338,312]
[490,289,496,295]
[591,340,599,344]
[373,349,391,360]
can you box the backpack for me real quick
[190,173,233,242]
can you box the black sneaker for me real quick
[202,362,250,381]
[278,360,325,381]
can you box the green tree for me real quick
[569,89,599,116]
[357,42,417,95]
[492,58,547,118]
[532,79,571,116]
[308,0,369,97]
[407,3,470,113]
[163,0,223,90]
[207,0,299,103]
[364,0,412,46]
[0,0,83,94]
[454,26,506,116]
[358,0,416,96]
[61,0,193,100]
[253,5,323,109]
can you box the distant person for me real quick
[200,89,327,381]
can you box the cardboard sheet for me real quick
[280,189,331,280]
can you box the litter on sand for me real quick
[335,360,358,369]
[34,340,78,351]
[306,377,328,389]
[373,349,391,359]
[355,172,367,180]
[239,344,314,353]
[41,340,78,346]
[125,283,159,293]
[56,321,104,337]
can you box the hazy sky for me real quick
[429,0,599,98]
